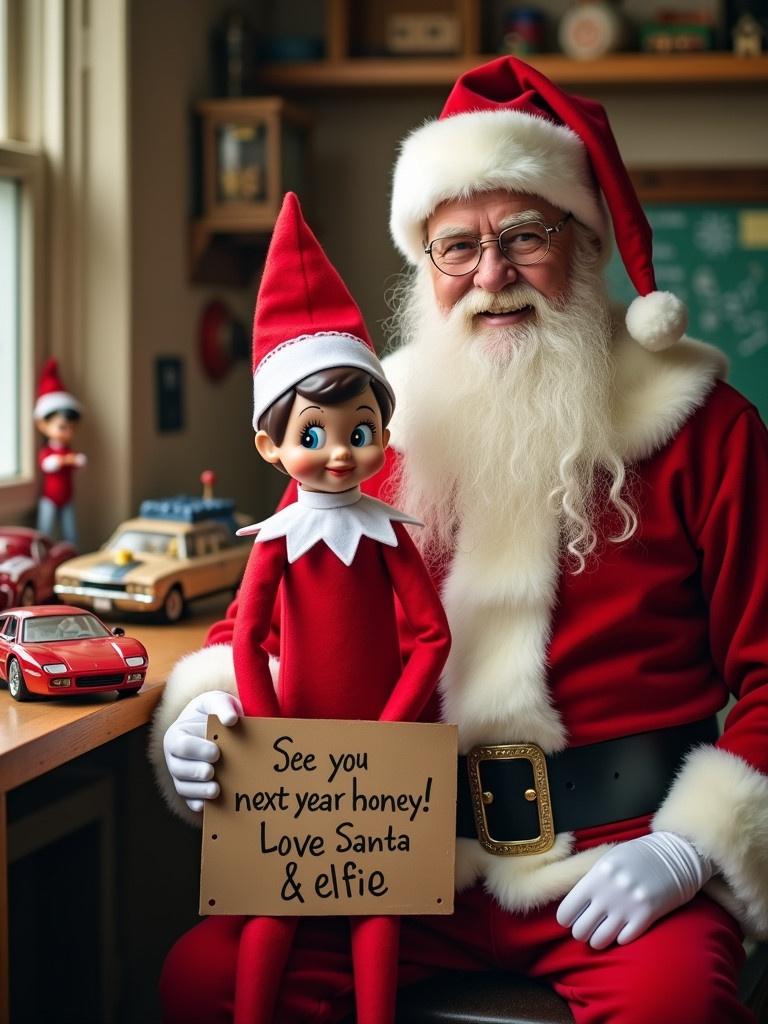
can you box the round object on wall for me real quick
[558,2,628,60]
[199,300,249,382]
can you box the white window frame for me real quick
[0,141,45,513]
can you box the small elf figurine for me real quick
[34,358,86,547]
[231,193,451,1024]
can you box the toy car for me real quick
[53,494,251,622]
[0,605,148,701]
[0,527,78,611]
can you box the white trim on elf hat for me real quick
[390,56,687,351]
[251,192,394,431]
[34,358,83,420]
[253,330,393,430]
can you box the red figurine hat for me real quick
[251,191,394,429]
[390,56,687,351]
[33,358,83,419]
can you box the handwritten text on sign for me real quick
[200,717,457,916]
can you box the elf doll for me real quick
[34,358,86,547]
[231,193,451,1024]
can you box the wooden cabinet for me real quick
[190,97,311,284]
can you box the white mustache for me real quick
[450,286,545,320]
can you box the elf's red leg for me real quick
[234,915,298,1024]
[349,915,400,1024]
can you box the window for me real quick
[0,0,61,516]
[0,174,20,480]
[192,527,229,557]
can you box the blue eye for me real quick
[350,423,374,448]
[300,425,326,449]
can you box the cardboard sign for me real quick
[200,717,457,916]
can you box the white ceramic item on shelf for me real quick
[558,2,628,60]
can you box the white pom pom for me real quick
[625,291,687,352]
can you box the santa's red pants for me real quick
[160,886,754,1024]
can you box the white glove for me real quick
[556,830,714,950]
[163,690,242,813]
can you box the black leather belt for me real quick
[456,717,719,856]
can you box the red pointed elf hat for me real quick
[33,357,82,420]
[251,191,394,428]
[390,56,687,351]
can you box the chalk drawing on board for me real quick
[606,202,768,419]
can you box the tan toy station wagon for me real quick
[54,494,251,622]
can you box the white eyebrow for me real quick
[498,210,544,229]
[430,210,543,239]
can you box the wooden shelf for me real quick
[256,52,768,91]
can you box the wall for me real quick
[128,0,282,536]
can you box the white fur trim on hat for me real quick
[252,331,394,430]
[34,390,82,420]
[625,291,688,352]
[390,108,610,264]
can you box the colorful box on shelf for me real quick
[640,22,714,52]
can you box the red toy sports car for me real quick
[0,527,77,610]
[0,605,148,701]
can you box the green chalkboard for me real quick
[606,203,768,421]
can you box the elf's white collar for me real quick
[236,486,422,566]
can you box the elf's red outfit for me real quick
[232,491,450,1024]
[234,501,450,726]
[223,193,450,1024]
[38,443,76,507]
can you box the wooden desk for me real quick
[0,598,227,1024]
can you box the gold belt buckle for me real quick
[466,743,556,856]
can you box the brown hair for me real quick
[41,408,81,423]
[258,366,393,445]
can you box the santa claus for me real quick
[151,58,767,1023]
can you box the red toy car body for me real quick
[0,605,148,701]
[0,527,77,610]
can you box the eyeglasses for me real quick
[424,213,573,277]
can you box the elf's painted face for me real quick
[36,412,77,446]
[255,385,390,493]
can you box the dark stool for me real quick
[396,971,572,1023]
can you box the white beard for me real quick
[387,236,633,576]
[384,233,634,753]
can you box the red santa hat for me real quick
[390,56,687,352]
[251,191,394,429]
[33,358,83,420]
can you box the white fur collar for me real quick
[607,329,727,463]
[237,486,421,566]
[383,328,727,465]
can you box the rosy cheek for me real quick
[287,451,320,476]
[364,448,385,475]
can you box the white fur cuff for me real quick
[653,744,768,938]
[147,644,238,826]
